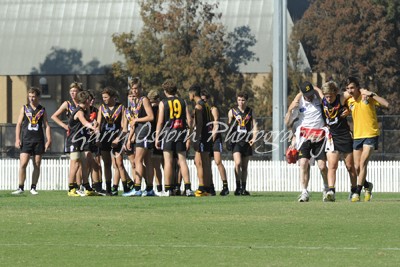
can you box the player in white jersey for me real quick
[285,81,328,202]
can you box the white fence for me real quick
[1,158,399,192]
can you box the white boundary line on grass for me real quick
[1,243,400,251]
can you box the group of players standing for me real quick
[285,77,389,202]
[12,78,258,197]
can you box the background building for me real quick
[0,0,311,156]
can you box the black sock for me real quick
[83,183,93,191]
[146,185,153,192]
[106,181,112,193]
[134,184,141,191]
[157,185,162,192]
[184,183,191,191]
[94,182,102,192]
[165,185,171,192]
[242,182,247,190]
[127,179,134,189]
[112,184,118,192]
[236,181,241,190]
[19,184,24,191]
[356,185,363,195]
[31,184,36,190]
[69,183,74,191]
[73,182,78,189]
[198,184,205,192]
[363,180,370,188]
[351,187,357,193]
[122,181,128,192]
[222,181,228,189]
[329,187,335,193]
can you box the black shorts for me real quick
[232,142,252,157]
[135,138,153,150]
[331,133,353,154]
[101,141,124,155]
[213,138,223,153]
[125,143,135,156]
[153,146,163,156]
[194,141,212,153]
[161,140,186,153]
[298,139,327,160]
[20,141,45,155]
[89,143,100,155]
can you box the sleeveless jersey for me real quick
[230,106,253,143]
[322,94,350,136]
[66,106,89,152]
[195,99,213,143]
[297,96,325,129]
[162,96,187,142]
[100,102,123,134]
[21,104,45,143]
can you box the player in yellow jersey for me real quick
[345,77,389,202]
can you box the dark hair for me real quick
[189,84,201,96]
[162,79,177,95]
[101,87,117,98]
[237,91,248,100]
[27,87,41,96]
[129,77,142,89]
[76,91,90,104]
[345,77,360,88]
[87,90,95,100]
[200,89,210,98]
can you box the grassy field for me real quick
[1,191,400,266]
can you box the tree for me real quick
[292,0,400,110]
[31,47,107,75]
[111,0,257,114]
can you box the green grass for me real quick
[1,191,400,266]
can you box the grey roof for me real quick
[0,0,308,75]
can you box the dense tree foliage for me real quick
[111,0,257,114]
[291,0,400,114]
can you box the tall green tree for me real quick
[111,0,257,114]
[292,0,400,106]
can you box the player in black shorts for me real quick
[65,91,98,196]
[148,89,164,195]
[316,81,357,201]
[227,92,257,196]
[97,87,131,196]
[51,82,84,195]
[155,79,194,197]
[123,88,137,192]
[123,78,154,197]
[189,84,213,197]
[86,91,106,195]
[12,87,51,195]
[201,90,229,196]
